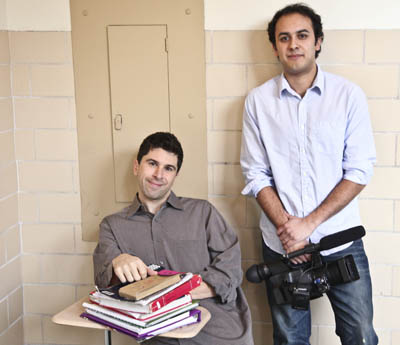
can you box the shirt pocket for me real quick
[309,121,345,154]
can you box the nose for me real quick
[153,166,163,179]
[289,37,298,50]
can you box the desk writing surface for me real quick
[51,296,211,338]
[52,296,104,329]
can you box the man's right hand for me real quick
[286,240,311,264]
[111,254,158,283]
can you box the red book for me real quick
[146,274,202,312]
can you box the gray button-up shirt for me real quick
[93,192,253,345]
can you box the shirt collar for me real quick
[127,191,184,217]
[278,64,324,98]
[312,64,324,94]
[165,191,184,210]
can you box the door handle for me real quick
[114,114,122,130]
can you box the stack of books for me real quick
[80,271,202,342]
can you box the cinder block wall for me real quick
[0,31,103,345]
[0,31,23,345]
[205,30,400,345]
[1,24,400,345]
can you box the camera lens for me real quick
[246,264,264,283]
[324,255,359,286]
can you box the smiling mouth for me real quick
[288,54,303,59]
[147,180,163,188]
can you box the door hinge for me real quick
[164,37,168,53]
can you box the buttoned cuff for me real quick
[94,259,114,288]
[200,272,238,304]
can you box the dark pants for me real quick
[262,239,378,345]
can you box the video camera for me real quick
[246,226,366,310]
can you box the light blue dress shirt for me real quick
[240,66,376,255]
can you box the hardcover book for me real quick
[119,274,182,300]
[80,308,201,340]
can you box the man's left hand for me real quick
[190,281,216,300]
[277,215,315,251]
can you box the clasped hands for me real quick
[277,214,315,264]
[111,253,214,299]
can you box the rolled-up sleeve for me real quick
[342,86,376,185]
[93,218,123,288]
[240,93,274,197]
[198,204,243,304]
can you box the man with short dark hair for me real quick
[94,132,254,345]
[240,3,378,345]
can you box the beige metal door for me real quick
[71,0,208,241]
[108,25,170,202]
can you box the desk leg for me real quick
[105,330,112,345]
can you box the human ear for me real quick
[315,37,322,52]
[133,159,139,176]
[272,43,279,56]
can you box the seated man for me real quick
[93,132,253,345]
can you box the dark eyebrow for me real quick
[278,29,310,37]
[146,159,177,171]
[296,29,310,34]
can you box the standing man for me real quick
[240,3,377,345]
[94,132,253,345]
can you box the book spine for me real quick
[89,295,148,313]
[147,275,202,313]
[90,301,147,325]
